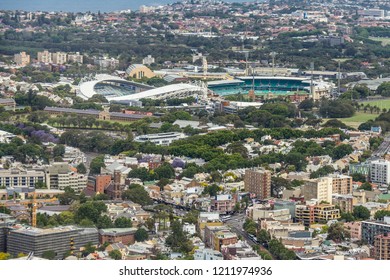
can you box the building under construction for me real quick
[6,225,98,259]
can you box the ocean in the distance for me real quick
[0,0,256,13]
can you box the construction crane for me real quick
[0,192,57,227]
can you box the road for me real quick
[372,134,390,158]
[224,213,257,246]
[224,212,274,258]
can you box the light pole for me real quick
[245,51,249,76]
[338,60,341,97]
[310,62,314,99]
[270,52,277,76]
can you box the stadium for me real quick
[77,74,207,102]
[207,76,334,100]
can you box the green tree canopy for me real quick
[114,217,133,228]
[353,205,370,220]
[135,228,149,242]
[327,222,350,242]
[109,249,122,260]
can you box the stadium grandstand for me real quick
[207,76,334,100]
[77,74,207,103]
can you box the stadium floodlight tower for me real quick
[245,51,250,76]
[310,62,316,100]
[270,52,277,76]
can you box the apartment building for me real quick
[248,207,291,221]
[344,222,362,240]
[52,52,67,65]
[295,204,340,226]
[274,200,296,218]
[67,52,83,64]
[37,50,52,63]
[197,212,223,240]
[332,194,354,213]
[211,194,236,214]
[87,174,112,194]
[362,217,390,245]
[7,226,98,259]
[14,52,30,66]
[99,228,137,245]
[204,225,238,251]
[374,234,390,260]
[260,219,305,239]
[301,177,332,203]
[0,168,45,188]
[244,169,271,199]
[46,162,87,191]
[329,174,353,194]
[370,159,390,185]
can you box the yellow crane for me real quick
[0,192,57,227]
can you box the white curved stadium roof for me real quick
[77,74,129,100]
[78,74,205,101]
[107,83,205,102]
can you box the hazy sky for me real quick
[0,0,253,12]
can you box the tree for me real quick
[75,201,107,224]
[268,239,296,260]
[271,176,292,196]
[157,178,171,190]
[209,171,222,183]
[165,220,193,253]
[327,222,350,242]
[358,182,372,191]
[243,218,258,236]
[128,167,151,181]
[93,193,109,200]
[352,173,366,183]
[154,163,175,179]
[42,250,56,260]
[76,163,87,174]
[377,82,390,97]
[374,210,390,221]
[320,100,355,118]
[310,165,335,179]
[182,210,199,224]
[97,215,114,229]
[53,144,65,158]
[226,142,248,158]
[340,212,355,222]
[90,155,105,174]
[298,98,314,110]
[0,252,11,260]
[0,206,11,214]
[285,152,307,171]
[109,249,122,260]
[114,217,133,228]
[202,184,220,197]
[135,228,149,242]
[257,229,271,244]
[121,186,152,206]
[83,242,96,254]
[58,187,77,205]
[353,205,370,220]
[332,144,353,160]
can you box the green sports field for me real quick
[323,112,377,129]
[369,37,390,46]
[360,99,390,110]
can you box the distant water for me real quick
[0,0,254,13]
